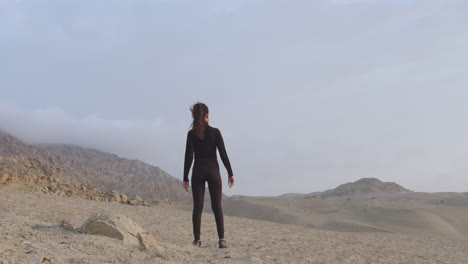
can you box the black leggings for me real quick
[191,159,224,241]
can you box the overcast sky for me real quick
[1,0,468,196]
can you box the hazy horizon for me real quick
[2,0,468,196]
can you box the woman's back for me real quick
[189,125,218,160]
[184,124,233,182]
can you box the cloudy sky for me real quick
[1,0,468,196]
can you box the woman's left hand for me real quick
[228,176,234,188]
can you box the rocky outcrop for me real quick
[0,156,152,206]
[105,190,122,203]
[80,212,162,251]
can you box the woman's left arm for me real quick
[216,129,233,178]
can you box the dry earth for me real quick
[1,187,468,264]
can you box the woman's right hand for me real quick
[183,181,190,192]
[228,176,234,188]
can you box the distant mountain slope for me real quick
[0,129,190,201]
[317,178,412,199]
[40,144,190,201]
[0,130,52,160]
[278,193,308,198]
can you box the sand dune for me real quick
[222,194,468,240]
[216,178,468,241]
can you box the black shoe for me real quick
[219,239,227,248]
[193,240,201,247]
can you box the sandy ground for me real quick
[1,187,468,264]
[222,195,468,240]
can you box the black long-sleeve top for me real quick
[183,124,233,182]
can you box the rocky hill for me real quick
[0,130,190,201]
[0,129,53,161]
[0,156,152,206]
[315,178,412,199]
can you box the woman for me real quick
[183,102,235,249]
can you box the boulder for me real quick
[120,193,128,203]
[105,190,121,203]
[80,212,162,251]
[134,195,143,202]
[0,173,9,184]
[128,200,138,206]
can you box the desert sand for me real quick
[1,187,468,264]
[222,194,468,240]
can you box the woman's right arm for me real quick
[183,131,194,182]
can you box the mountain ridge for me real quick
[318,177,411,198]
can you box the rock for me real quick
[67,189,77,196]
[0,173,9,184]
[142,200,150,206]
[128,200,138,206]
[40,256,54,263]
[80,212,162,251]
[120,193,128,203]
[47,183,57,192]
[137,231,160,250]
[23,249,42,263]
[134,195,143,202]
[31,175,38,183]
[105,190,121,203]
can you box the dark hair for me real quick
[190,102,209,139]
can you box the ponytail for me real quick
[190,102,209,139]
